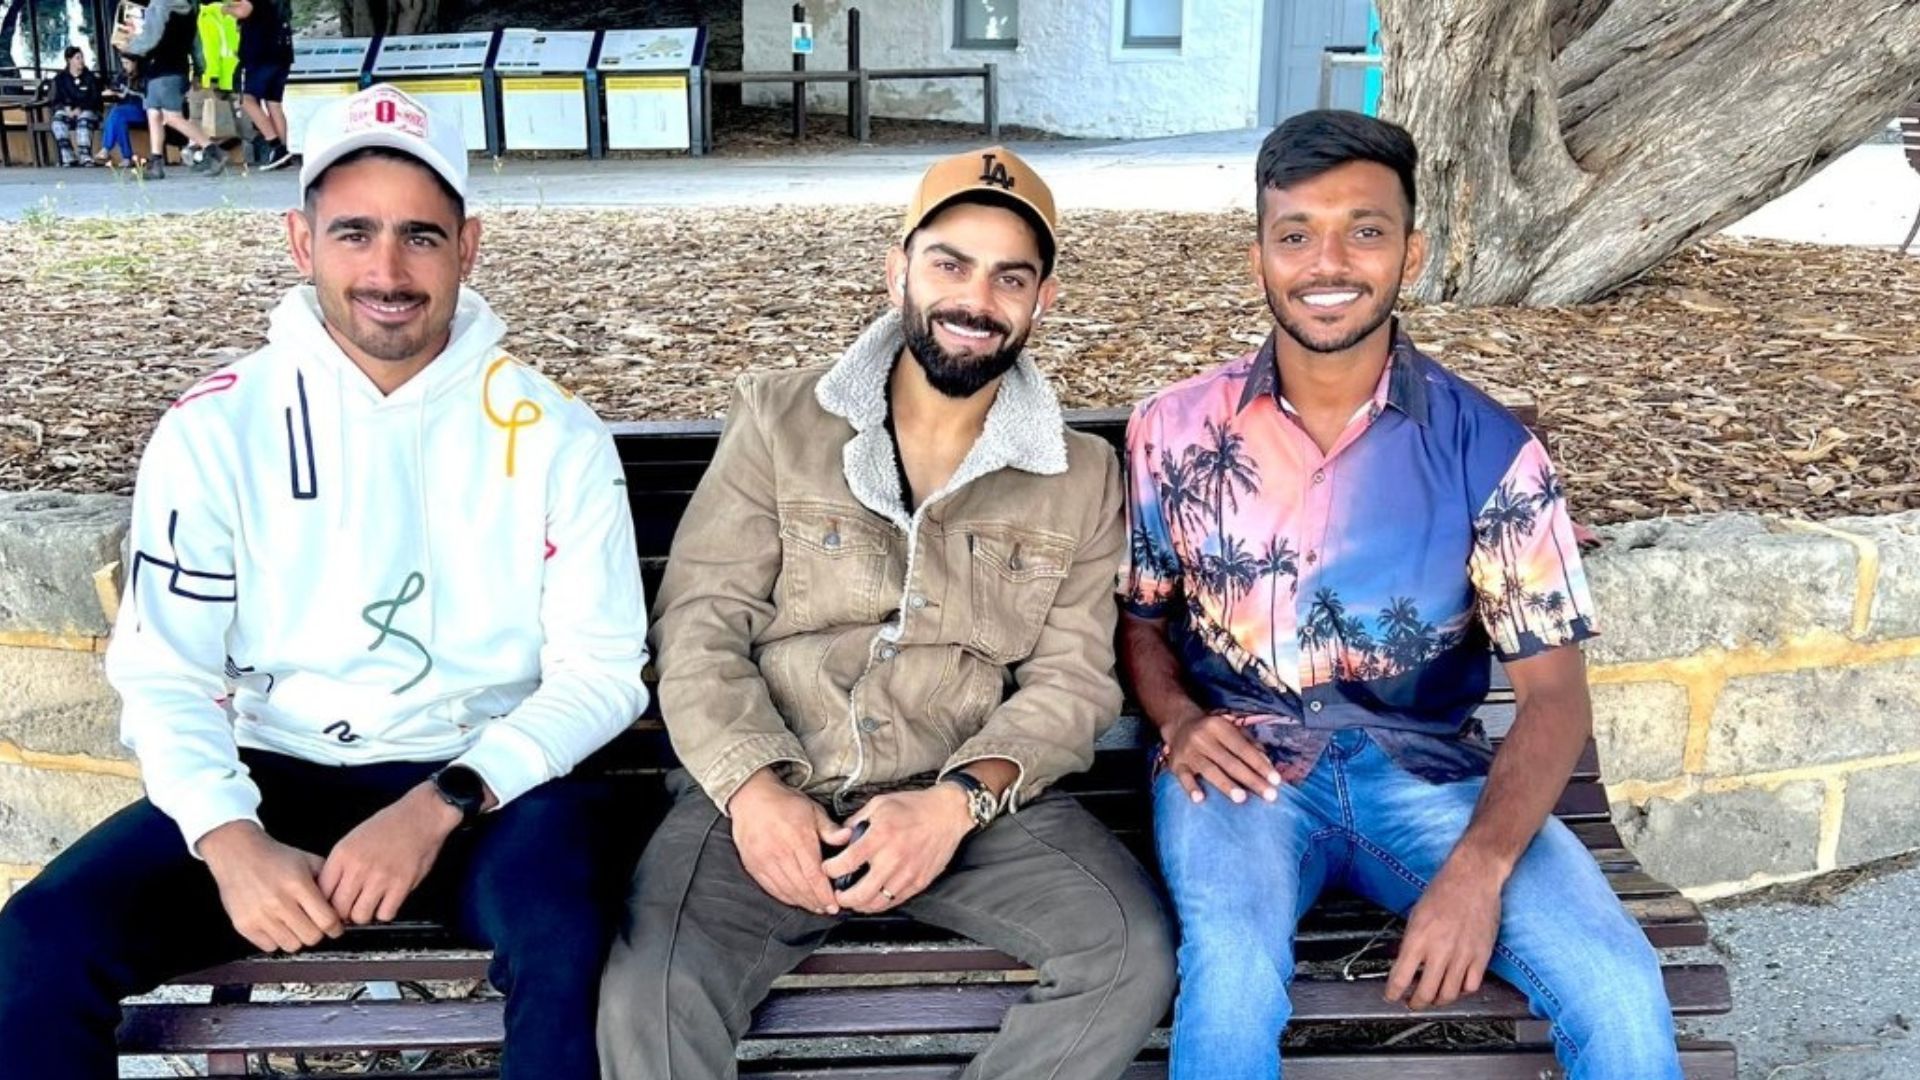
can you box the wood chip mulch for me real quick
[3,207,1917,526]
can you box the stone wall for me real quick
[1,489,1917,901]
[0,492,137,900]
[1586,512,1920,898]
[739,0,1265,138]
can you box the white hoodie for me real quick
[106,285,650,853]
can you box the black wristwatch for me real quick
[430,765,487,823]
[941,770,999,833]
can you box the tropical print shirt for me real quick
[1122,325,1597,783]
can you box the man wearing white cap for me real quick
[0,85,648,1079]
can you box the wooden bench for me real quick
[119,407,1735,1077]
[0,75,54,168]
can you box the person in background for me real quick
[50,47,104,168]
[95,55,149,168]
[121,0,227,178]
[224,0,295,169]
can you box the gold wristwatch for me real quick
[942,770,999,832]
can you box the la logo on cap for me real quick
[346,88,429,139]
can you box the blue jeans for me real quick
[1155,728,1681,1080]
[102,101,146,160]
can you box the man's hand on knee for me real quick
[1162,709,1282,805]
[727,767,847,916]
[199,820,343,953]
[1385,856,1502,1011]
[319,781,463,925]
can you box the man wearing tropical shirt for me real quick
[1119,110,1683,1080]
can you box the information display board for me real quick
[595,28,705,153]
[494,29,598,152]
[603,75,691,150]
[595,28,701,72]
[284,37,374,153]
[370,32,499,151]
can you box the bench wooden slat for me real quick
[122,966,1726,1054]
[743,1043,1738,1079]
[175,885,1704,989]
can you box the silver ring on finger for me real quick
[881,888,897,901]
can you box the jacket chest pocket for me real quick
[777,505,898,629]
[966,527,1073,664]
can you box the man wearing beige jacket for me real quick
[597,147,1175,1079]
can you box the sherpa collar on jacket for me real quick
[813,309,1069,528]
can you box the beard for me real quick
[316,285,445,365]
[1266,277,1400,355]
[900,286,1029,400]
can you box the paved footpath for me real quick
[4,128,1916,250]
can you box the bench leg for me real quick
[1902,201,1920,254]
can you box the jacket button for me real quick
[1308,700,1324,714]
[858,716,881,733]
[824,531,841,549]
[1312,470,1326,484]
[879,646,898,661]
[909,594,928,609]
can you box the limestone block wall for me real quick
[0,488,1916,902]
[0,492,137,899]
[1585,511,1920,899]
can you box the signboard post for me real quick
[790,3,808,139]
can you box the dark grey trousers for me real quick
[597,770,1176,1080]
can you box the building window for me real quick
[1122,0,1182,50]
[955,0,1018,50]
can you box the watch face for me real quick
[968,787,997,827]
[437,766,484,806]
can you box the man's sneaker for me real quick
[141,157,164,180]
[260,141,295,172]
[192,147,228,177]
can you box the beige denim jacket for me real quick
[651,311,1127,814]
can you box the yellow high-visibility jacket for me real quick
[196,3,241,90]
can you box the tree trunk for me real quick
[388,0,440,35]
[337,0,456,35]
[0,0,25,76]
[339,0,383,38]
[1376,0,1920,305]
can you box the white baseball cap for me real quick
[297,85,469,202]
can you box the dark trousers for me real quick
[598,770,1177,1080]
[0,750,631,1080]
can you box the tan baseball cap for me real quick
[901,146,1058,275]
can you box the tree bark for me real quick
[1376,0,1920,305]
[336,0,449,35]
[339,0,383,37]
[0,0,25,76]
[388,0,440,35]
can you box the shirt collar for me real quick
[1236,319,1431,427]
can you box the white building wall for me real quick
[741,0,1265,139]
